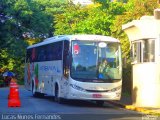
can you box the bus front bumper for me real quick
[67,88,121,101]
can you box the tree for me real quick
[110,0,159,93]
[111,0,158,64]
[0,0,66,83]
[54,1,125,35]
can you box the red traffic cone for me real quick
[8,82,21,107]
[8,80,17,99]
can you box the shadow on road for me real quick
[31,95,118,109]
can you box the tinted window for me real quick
[131,39,155,64]
[27,41,63,62]
[71,40,122,82]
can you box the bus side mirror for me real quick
[64,54,70,79]
[64,68,69,79]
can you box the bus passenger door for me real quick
[62,40,70,96]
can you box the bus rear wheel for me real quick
[32,81,37,97]
[32,81,44,98]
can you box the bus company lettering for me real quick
[40,65,61,73]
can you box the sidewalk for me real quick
[108,95,160,116]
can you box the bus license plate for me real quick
[92,94,102,98]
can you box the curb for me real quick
[106,101,160,116]
[106,100,126,108]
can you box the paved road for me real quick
[0,86,145,120]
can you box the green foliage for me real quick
[0,49,13,70]
[111,0,158,64]
[0,0,66,84]
[54,1,125,35]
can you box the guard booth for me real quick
[122,9,160,108]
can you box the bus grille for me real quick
[85,89,109,92]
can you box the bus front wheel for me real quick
[55,85,63,103]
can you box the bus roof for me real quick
[27,34,120,49]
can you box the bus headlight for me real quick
[110,86,121,92]
[70,84,86,92]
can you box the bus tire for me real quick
[96,100,104,107]
[54,84,63,104]
[32,81,44,98]
[32,81,37,97]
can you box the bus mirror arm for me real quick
[122,57,127,68]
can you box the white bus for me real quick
[24,35,122,106]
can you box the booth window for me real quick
[131,39,155,64]
[131,41,141,63]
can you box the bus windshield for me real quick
[71,40,122,83]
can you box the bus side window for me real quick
[53,41,63,60]
[37,46,46,61]
[46,44,54,61]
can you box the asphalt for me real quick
[1,85,160,116]
[108,95,160,116]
